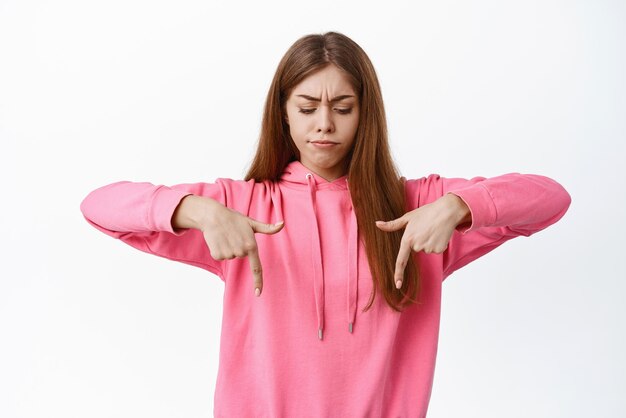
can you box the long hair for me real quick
[244,31,421,312]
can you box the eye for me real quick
[298,107,353,115]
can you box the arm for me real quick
[439,173,572,279]
[80,178,282,292]
[80,180,228,278]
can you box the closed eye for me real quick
[298,108,353,115]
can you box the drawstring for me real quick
[305,172,358,341]
[347,193,358,333]
[305,173,325,340]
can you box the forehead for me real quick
[291,65,356,97]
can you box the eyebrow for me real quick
[295,94,355,103]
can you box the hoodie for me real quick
[80,160,571,417]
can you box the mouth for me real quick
[309,140,339,148]
[309,140,339,145]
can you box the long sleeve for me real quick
[404,172,571,281]
[440,172,571,280]
[80,180,229,279]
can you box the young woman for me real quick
[80,31,571,417]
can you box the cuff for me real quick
[446,183,497,234]
[149,186,195,235]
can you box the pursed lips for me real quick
[309,140,339,144]
[309,140,339,149]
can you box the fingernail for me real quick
[255,288,261,297]
[395,280,402,289]
[274,221,284,227]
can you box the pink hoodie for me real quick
[80,160,571,417]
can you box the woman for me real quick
[80,31,571,417]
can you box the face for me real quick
[284,64,360,181]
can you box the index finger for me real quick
[247,245,264,296]
[394,239,412,289]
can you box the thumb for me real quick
[375,216,407,232]
[250,218,285,234]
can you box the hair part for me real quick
[244,31,421,312]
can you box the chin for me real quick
[310,155,339,165]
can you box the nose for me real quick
[316,105,334,134]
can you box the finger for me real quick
[250,219,285,234]
[247,244,264,297]
[375,216,407,232]
[394,239,413,289]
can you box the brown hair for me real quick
[244,31,421,312]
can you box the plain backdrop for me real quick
[1,0,624,417]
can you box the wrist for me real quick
[443,193,472,229]
[172,195,218,231]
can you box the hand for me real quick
[197,198,285,297]
[375,194,469,289]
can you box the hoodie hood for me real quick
[279,160,359,341]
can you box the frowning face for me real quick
[284,64,360,182]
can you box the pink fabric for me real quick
[80,160,571,417]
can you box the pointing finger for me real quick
[394,239,412,289]
[247,245,264,297]
[250,219,285,234]
[375,216,407,232]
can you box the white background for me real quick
[1,0,624,417]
